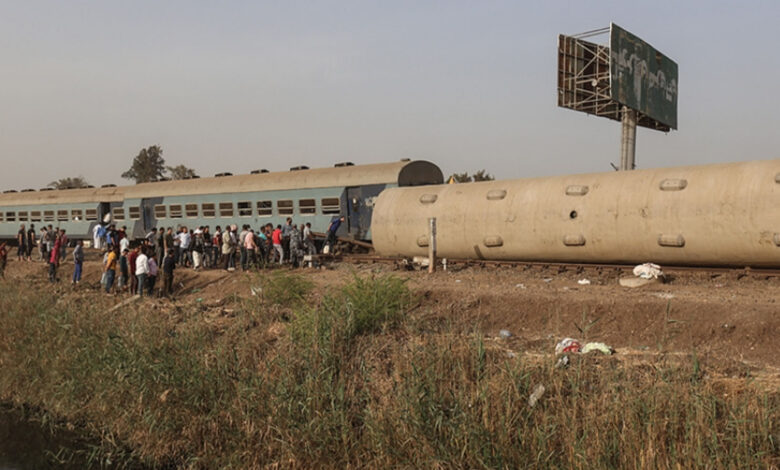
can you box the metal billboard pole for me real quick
[620,106,637,170]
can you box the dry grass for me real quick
[0,275,777,469]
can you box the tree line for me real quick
[47,145,494,189]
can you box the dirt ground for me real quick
[3,254,779,389]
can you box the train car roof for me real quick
[0,160,443,206]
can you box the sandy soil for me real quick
[3,254,779,387]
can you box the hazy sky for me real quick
[1,1,779,190]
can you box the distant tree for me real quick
[122,145,166,183]
[448,170,495,183]
[166,164,198,180]
[48,176,90,189]
[471,169,494,182]
[450,172,472,183]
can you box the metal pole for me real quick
[428,217,436,273]
[620,106,637,170]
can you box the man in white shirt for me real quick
[119,235,130,254]
[135,248,149,298]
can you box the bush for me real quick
[259,271,313,307]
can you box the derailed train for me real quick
[371,159,780,268]
[1,158,778,267]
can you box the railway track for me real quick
[320,253,780,278]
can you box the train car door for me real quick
[141,198,162,232]
[98,202,111,223]
[345,184,385,240]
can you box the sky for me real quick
[1,1,779,190]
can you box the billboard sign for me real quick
[609,23,678,129]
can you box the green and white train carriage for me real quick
[0,160,443,244]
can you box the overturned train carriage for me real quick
[0,160,443,242]
[372,159,780,268]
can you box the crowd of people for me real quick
[2,215,347,297]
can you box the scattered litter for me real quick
[250,286,262,296]
[506,351,517,359]
[515,283,526,289]
[555,355,570,368]
[555,338,582,355]
[499,329,512,339]
[555,337,614,356]
[543,278,553,283]
[455,279,462,283]
[581,342,614,355]
[654,292,675,299]
[633,263,663,279]
[528,384,545,408]
[577,279,591,285]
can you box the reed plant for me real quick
[0,278,776,469]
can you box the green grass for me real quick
[0,276,777,469]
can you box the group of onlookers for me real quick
[3,215,347,297]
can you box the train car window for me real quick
[237,201,252,217]
[6,212,15,222]
[321,198,341,214]
[57,210,69,222]
[154,205,167,219]
[85,209,98,221]
[185,204,198,218]
[0,212,3,222]
[43,211,54,222]
[112,207,125,221]
[219,202,234,217]
[299,199,316,215]
[202,203,216,218]
[257,201,272,217]
[18,211,28,222]
[31,211,42,222]
[277,200,293,215]
[169,205,182,219]
[71,209,83,221]
[129,206,141,220]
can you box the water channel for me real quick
[0,405,103,469]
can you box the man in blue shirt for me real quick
[326,216,345,252]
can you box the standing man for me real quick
[303,222,316,255]
[164,227,175,260]
[48,231,61,283]
[72,240,84,285]
[135,248,149,298]
[0,242,8,278]
[326,216,345,253]
[104,246,117,294]
[281,218,293,264]
[17,224,26,261]
[272,225,283,264]
[161,249,176,297]
[26,224,35,261]
[156,228,165,267]
[128,246,139,295]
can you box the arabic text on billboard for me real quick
[610,23,678,129]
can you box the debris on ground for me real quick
[555,338,582,354]
[577,279,591,285]
[555,355,570,368]
[528,384,545,408]
[581,342,614,355]
[555,337,614,356]
[633,263,664,279]
[499,329,512,339]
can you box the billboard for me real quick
[609,23,678,129]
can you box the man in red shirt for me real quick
[272,225,283,264]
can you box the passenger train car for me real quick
[0,160,444,242]
[372,159,780,268]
